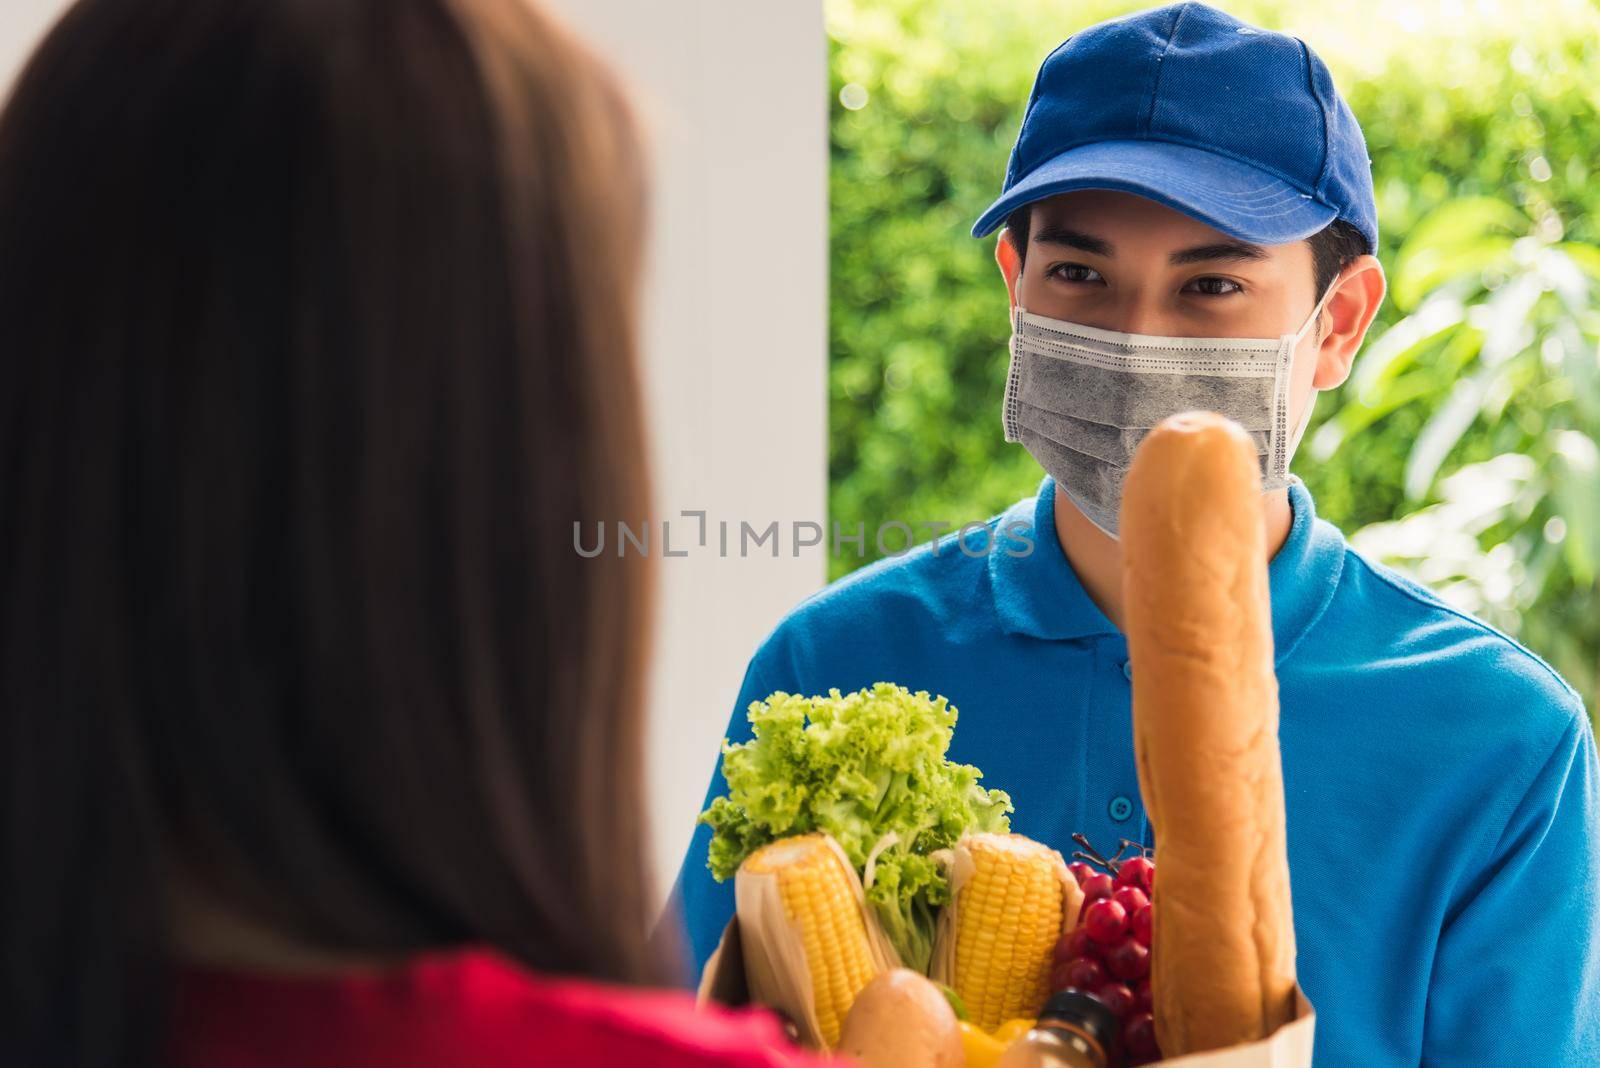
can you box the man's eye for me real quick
[1047,263,1104,284]
[1184,276,1243,296]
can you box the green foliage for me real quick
[827,0,1600,713]
[1335,202,1600,705]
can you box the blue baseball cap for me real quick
[972,2,1378,252]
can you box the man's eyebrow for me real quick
[1031,225,1114,258]
[1167,240,1270,266]
[1030,227,1269,267]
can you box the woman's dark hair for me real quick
[0,0,660,1064]
[1004,203,1372,297]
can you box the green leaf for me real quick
[937,983,969,1022]
[1399,196,1530,256]
[1393,238,1514,312]
[1554,241,1600,282]
[1349,294,1468,399]
[1404,363,1500,500]
[1314,372,1446,459]
[1392,197,1528,310]
[1551,431,1600,585]
[1477,273,1544,367]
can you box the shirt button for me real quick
[1122,660,1134,681]
[1109,795,1134,822]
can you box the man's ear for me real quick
[1313,254,1387,390]
[995,229,1022,308]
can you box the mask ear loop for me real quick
[1291,281,1339,345]
[1003,281,1027,443]
[1275,282,1341,484]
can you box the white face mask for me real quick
[1002,286,1334,538]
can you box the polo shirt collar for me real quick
[988,475,1345,663]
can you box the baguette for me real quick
[1119,411,1297,1055]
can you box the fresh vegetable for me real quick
[700,683,1013,972]
[956,1021,1007,1068]
[928,833,1082,1032]
[989,1017,1036,1046]
[935,982,968,1021]
[736,834,891,1048]
[838,968,964,1068]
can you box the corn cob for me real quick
[930,833,1080,1032]
[735,833,896,1048]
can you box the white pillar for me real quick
[0,1,67,99]
[547,0,828,903]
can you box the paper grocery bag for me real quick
[1159,985,1316,1067]
[696,918,748,1007]
[700,914,1314,1066]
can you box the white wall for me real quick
[0,0,830,910]
[545,1,827,903]
[0,2,65,99]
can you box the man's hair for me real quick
[1003,204,1370,298]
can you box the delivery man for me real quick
[668,4,1600,1063]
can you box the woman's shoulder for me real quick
[459,951,825,1067]
[172,947,832,1068]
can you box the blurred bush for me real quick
[827,0,1600,712]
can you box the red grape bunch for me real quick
[1051,837,1161,1066]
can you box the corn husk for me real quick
[733,833,901,1049]
[928,833,1083,999]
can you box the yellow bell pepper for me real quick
[990,1018,1036,1046]
[958,1018,1037,1067]
[958,1020,1007,1068]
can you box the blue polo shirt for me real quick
[667,476,1600,1065]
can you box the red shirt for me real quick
[170,949,837,1068]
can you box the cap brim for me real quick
[971,139,1337,245]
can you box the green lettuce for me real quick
[699,682,1013,973]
